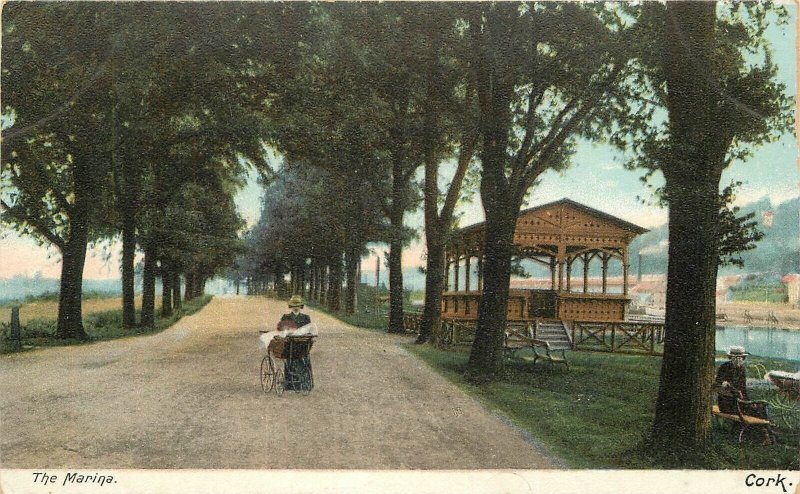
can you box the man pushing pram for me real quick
[259,295,317,393]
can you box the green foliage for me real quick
[1,3,117,248]
[624,3,793,180]
[718,182,765,268]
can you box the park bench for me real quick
[712,394,776,445]
[504,322,570,370]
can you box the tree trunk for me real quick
[121,210,136,328]
[466,205,517,381]
[649,1,725,459]
[345,246,359,314]
[464,7,519,380]
[172,272,182,310]
[417,236,446,344]
[184,271,195,301]
[299,263,307,298]
[55,236,89,340]
[161,262,173,318]
[387,178,406,333]
[651,187,719,455]
[327,255,342,312]
[141,244,157,328]
[320,265,328,305]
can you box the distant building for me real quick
[716,275,742,304]
[630,275,666,310]
[627,274,739,309]
[782,274,800,307]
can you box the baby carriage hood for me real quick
[258,323,318,352]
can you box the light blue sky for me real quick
[1,6,797,280]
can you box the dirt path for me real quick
[716,302,800,330]
[0,297,559,469]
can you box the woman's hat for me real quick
[288,295,304,308]
[727,346,749,358]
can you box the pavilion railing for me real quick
[570,320,665,355]
[403,312,665,354]
[401,311,475,345]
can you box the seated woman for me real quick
[714,346,767,418]
[277,295,313,391]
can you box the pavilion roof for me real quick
[455,198,649,237]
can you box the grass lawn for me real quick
[0,295,162,325]
[307,300,388,331]
[405,344,799,469]
[297,291,798,469]
[1,295,209,354]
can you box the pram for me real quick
[260,335,316,395]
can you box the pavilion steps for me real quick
[533,320,573,351]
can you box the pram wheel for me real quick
[298,365,313,395]
[260,355,275,393]
[274,369,285,395]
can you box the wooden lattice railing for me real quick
[402,312,475,345]
[571,320,665,355]
[402,312,666,354]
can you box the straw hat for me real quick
[727,346,749,358]
[288,295,304,308]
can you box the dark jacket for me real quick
[715,360,748,413]
[278,312,311,330]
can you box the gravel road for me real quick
[0,297,558,469]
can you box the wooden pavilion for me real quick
[442,198,648,322]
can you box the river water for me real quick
[716,326,800,362]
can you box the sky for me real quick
[1,6,797,281]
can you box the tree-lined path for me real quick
[0,298,558,469]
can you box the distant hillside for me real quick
[630,197,799,276]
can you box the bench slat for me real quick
[712,405,771,425]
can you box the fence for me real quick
[402,311,666,355]
[571,320,665,355]
[402,311,476,345]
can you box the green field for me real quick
[1,296,208,354]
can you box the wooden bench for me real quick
[504,324,569,370]
[712,400,775,444]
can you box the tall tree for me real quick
[263,4,416,321]
[1,4,117,339]
[463,3,635,380]
[629,2,793,459]
[415,14,480,343]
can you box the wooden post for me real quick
[557,261,563,292]
[444,258,450,292]
[465,255,471,292]
[601,253,609,294]
[610,322,616,352]
[477,256,483,292]
[454,255,460,293]
[622,247,629,296]
[566,258,572,293]
[583,253,590,293]
[550,257,557,290]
